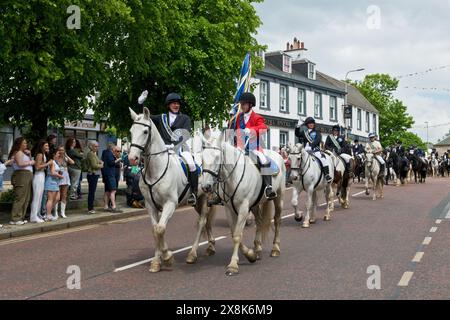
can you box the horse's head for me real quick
[128,107,153,165]
[288,143,304,181]
[200,129,222,193]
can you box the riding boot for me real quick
[379,163,386,177]
[345,161,353,178]
[262,174,277,200]
[323,166,333,183]
[187,171,198,206]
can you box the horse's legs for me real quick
[365,174,370,195]
[204,206,216,256]
[324,185,332,221]
[147,207,163,273]
[310,190,318,224]
[186,200,208,264]
[154,202,176,268]
[252,205,263,260]
[271,196,283,257]
[302,190,314,228]
[292,185,303,222]
[226,203,250,275]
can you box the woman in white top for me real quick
[55,145,74,218]
[8,137,35,225]
[30,140,50,223]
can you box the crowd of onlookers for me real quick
[0,135,131,227]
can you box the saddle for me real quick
[179,156,202,177]
[249,152,280,176]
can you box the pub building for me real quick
[251,38,379,150]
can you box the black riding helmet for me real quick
[165,92,182,106]
[332,125,340,132]
[239,92,256,106]
[303,117,315,125]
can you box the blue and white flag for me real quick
[229,52,252,127]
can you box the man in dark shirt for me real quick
[101,144,122,213]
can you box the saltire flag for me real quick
[229,52,252,129]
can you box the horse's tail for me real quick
[260,201,272,243]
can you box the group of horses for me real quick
[127,107,447,276]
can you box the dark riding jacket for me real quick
[150,112,191,146]
[295,125,322,152]
[325,134,348,155]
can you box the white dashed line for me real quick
[398,271,414,287]
[422,237,432,245]
[445,209,450,219]
[430,227,438,233]
[412,252,424,263]
[435,219,442,224]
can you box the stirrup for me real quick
[264,186,277,199]
[187,194,197,206]
[325,174,333,183]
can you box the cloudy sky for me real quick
[254,0,450,143]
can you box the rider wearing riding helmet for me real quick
[324,125,353,174]
[295,117,333,183]
[229,92,277,200]
[352,139,364,156]
[365,133,386,176]
[137,90,198,206]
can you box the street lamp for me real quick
[425,121,429,148]
[343,68,365,139]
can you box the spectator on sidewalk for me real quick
[46,134,57,155]
[75,139,83,199]
[0,148,13,193]
[55,145,74,219]
[101,143,122,213]
[9,137,35,225]
[113,146,122,184]
[30,140,50,223]
[66,138,83,200]
[44,148,63,222]
[86,141,103,214]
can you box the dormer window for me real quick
[308,62,316,80]
[282,54,292,73]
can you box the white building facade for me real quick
[250,39,379,150]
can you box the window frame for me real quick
[357,108,362,131]
[297,88,306,116]
[329,96,337,122]
[259,80,270,110]
[314,92,323,119]
[279,84,289,113]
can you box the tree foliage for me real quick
[353,74,421,147]
[0,0,265,142]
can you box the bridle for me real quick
[130,120,171,211]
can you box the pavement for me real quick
[0,177,449,299]
[0,181,147,240]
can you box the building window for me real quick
[297,89,306,116]
[373,114,377,134]
[366,112,370,133]
[314,92,322,118]
[308,63,316,80]
[282,55,292,73]
[259,80,269,109]
[357,109,362,130]
[280,131,288,147]
[329,96,337,121]
[280,85,288,112]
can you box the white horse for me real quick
[431,156,439,178]
[201,132,286,276]
[288,143,334,228]
[364,152,385,200]
[128,107,215,272]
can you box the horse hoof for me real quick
[225,267,239,276]
[256,252,262,261]
[323,216,330,221]
[365,190,370,195]
[294,215,303,222]
[186,254,197,264]
[302,223,310,228]
[206,247,216,256]
[309,219,316,224]
[270,250,280,257]
[245,249,257,263]
[149,260,161,273]
[162,253,174,267]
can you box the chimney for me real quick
[284,37,308,61]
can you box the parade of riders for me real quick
[137,90,199,206]
[324,124,353,176]
[365,133,386,176]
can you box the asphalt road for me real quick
[1,177,449,300]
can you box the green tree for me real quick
[0,0,134,142]
[353,74,418,147]
[1,0,265,143]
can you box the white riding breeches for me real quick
[252,150,269,165]
[313,151,330,168]
[339,153,353,164]
[180,151,196,172]
[375,155,385,165]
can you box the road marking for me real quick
[114,236,228,272]
[398,271,414,287]
[351,190,366,197]
[446,209,450,219]
[412,252,424,263]
[422,237,432,245]
[430,227,438,233]
[435,219,442,224]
